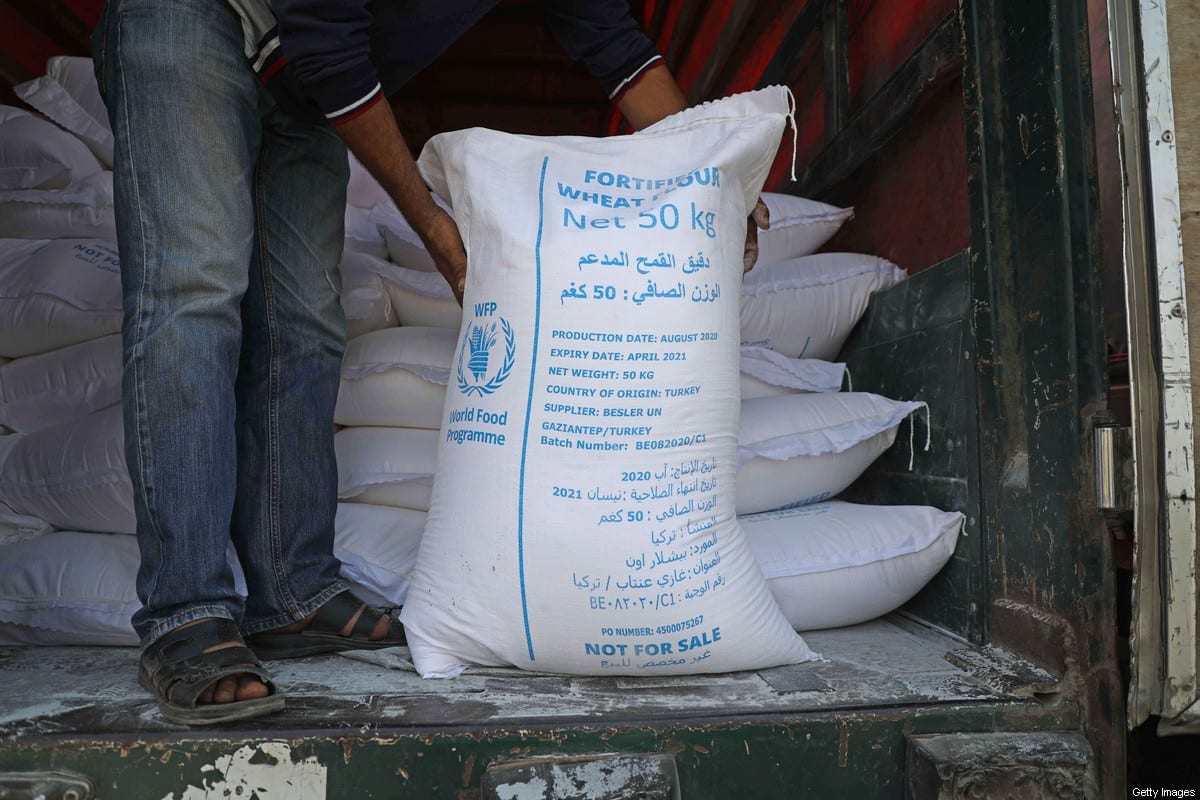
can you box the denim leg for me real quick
[96,0,264,646]
[235,105,350,634]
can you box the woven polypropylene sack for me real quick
[0,334,121,433]
[0,238,121,358]
[742,501,962,630]
[740,252,905,359]
[402,88,816,677]
[0,405,132,533]
[335,327,455,429]
[736,392,925,515]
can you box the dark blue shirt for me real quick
[248,0,661,124]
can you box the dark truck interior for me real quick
[2,0,1193,795]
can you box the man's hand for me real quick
[616,66,771,273]
[335,100,468,305]
[415,205,467,304]
[744,198,770,272]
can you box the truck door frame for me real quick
[1110,0,1200,734]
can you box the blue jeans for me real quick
[93,0,350,647]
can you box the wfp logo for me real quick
[457,303,515,397]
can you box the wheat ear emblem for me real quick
[457,318,515,396]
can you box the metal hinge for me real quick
[0,771,94,800]
[1093,412,1133,514]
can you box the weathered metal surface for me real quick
[480,752,679,800]
[756,1,824,91]
[0,769,94,800]
[906,731,1098,799]
[961,0,1124,793]
[0,618,1052,738]
[822,0,850,142]
[985,600,1074,682]
[1105,0,1166,731]
[944,645,1062,699]
[1092,414,1133,514]
[1135,0,1200,728]
[841,252,984,643]
[0,705,1076,800]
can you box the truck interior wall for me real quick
[0,5,64,106]
[839,251,984,642]
[846,0,956,113]
[1086,0,1128,369]
[822,81,970,274]
[740,3,978,641]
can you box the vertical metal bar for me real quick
[822,0,850,143]
[1135,0,1199,725]
[1107,0,1165,730]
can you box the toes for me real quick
[210,675,239,704]
[236,675,271,701]
[370,612,390,641]
[196,674,269,705]
[339,605,367,638]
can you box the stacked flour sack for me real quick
[0,57,133,646]
[736,193,964,631]
[331,158,461,610]
[0,58,422,644]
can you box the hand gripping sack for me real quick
[402,87,816,677]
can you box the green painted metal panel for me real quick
[961,0,1122,793]
[841,252,984,643]
[0,705,1075,799]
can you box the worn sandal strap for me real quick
[141,619,276,710]
[143,618,243,671]
[310,590,381,640]
[157,647,274,709]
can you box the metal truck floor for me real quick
[0,616,1053,737]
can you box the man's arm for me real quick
[615,63,686,129]
[335,104,468,304]
[334,65,692,305]
[618,64,770,271]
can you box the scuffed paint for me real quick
[162,742,326,800]
[492,775,548,800]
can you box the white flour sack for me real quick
[0,238,122,358]
[335,426,438,511]
[740,345,845,399]
[755,192,853,266]
[370,197,450,272]
[0,334,121,434]
[343,206,389,260]
[0,405,134,534]
[402,87,816,677]
[740,252,906,359]
[741,501,962,631]
[339,250,398,338]
[0,105,104,190]
[335,327,456,429]
[15,56,114,166]
[351,250,463,329]
[334,503,426,607]
[0,531,140,646]
[0,171,116,240]
[736,392,926,515]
